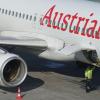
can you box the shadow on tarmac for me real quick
[26,57,100,91]
[0,75,44,93]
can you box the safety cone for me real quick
[16,87,22,100]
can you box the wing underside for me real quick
[0,36,47,47]
[0,31,47,48]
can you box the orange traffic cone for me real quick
[16,87,22,100]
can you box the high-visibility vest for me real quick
[85,67,94,79]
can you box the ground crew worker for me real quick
[85,66,95,93]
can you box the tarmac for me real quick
[0,48,100,100]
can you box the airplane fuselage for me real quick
[0,0,100,61]
[0,0,100,87]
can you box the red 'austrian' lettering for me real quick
[40,5,100,40]
[95,27,100,39]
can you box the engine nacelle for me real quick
[0,48,27,87]
[83,50,98,63]
[76,50,100,67]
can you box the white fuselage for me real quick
[0,0,100,60]
[0,0,100,87]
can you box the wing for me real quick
[0,31,47,48]
[0,31,98,67]
[0,36,47,47]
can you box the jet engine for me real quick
[0,48,27,87]
[76,50,100,67]
[83,50,99,63]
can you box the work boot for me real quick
[86,86,91,93]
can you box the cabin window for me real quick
[12,11,14,16]
[86,28,90,34]
[57,22,60,27]
[78,27,80,32]
[45,19,48,24]
[22,13,25,18]
[34,16,36,22]
[0,8,1,12]
[90,30,93,35]
[61,23,63,28]
[8,10,11,15]
[81,28,84,33]
[86,29,93,35]
[86,29,88,33]
[19,13,21,18]
[73,26,76,30]
[95,31,98,33]
[30,15,32,21]
[61,23,68,30]
[2,9,4,14]
[15,12,18,17]
[40,17,42,22]
[5,9,8,14]
[26,14,28,19]
[53,21,55,26]
[69,26,72,31]
[50,20,52,25]
[65,23,68,29]
[0,8,40,23]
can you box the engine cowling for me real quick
[0,48,27,87]
[76,50,100,67]
[83,50,98,63]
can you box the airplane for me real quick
[0,0,99,87]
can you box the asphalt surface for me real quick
[0,48,100,100]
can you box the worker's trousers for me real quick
[85,79,92,93]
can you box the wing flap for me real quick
[0,36,47,47]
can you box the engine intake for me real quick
[0,49,27,87]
